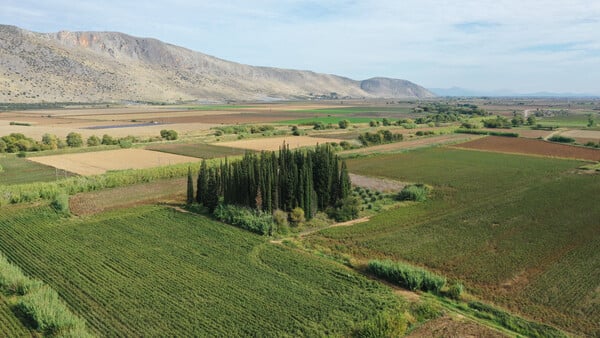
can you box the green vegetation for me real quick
[397,184,430,202]
[65,132,83,148]
[368,259,446,292]
[9,122,31,126]
[293,106,413,115]
[195,144,352,221]
[212,124,275,135]
[358,130,402,146]
[306,148,599,335]
[0,205,403,336]
[538,114,597,127]
[159,129,178,140]
[213,204,275,235]
[0,252,91,337]
[0,156,73,185]
[0,160,204,206]
[482,116,512,128]
[277,116,374,125]
[548,135,575,143]
[455,129,519,137]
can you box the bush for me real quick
[118,139,133,148]
[338,120,350,129]
[101,134,117,145]
[51,193,70,216]
[17,151,27,158]
[86,135,101,147]
[367,259,446,293]
[213,204,274,235]
[66,132,83,147]
[448,282,464,300]
[289,207,305,225]
[397,184,430,202]
[272,209,289,228]
[160,129,178,140]
[329,196,360,222]
[411,300,443,322]
[548,135,575,143]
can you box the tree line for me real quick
[190,143,352,220]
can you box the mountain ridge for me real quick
[0,25,435,103]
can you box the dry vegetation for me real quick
[28,149,198,175]
[217,136,345,151]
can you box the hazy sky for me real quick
[3,0,600,94]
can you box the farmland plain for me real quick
[305,147,600,335]
[0,205,403,336]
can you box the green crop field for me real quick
[293,106,414,115]
[305,148,600,336]
[538,113,598,127]
[146,143,249,158]
[0,156,74,185]
[0,205,402,336]
[0,296,30,337]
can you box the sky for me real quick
[2,0,600,94]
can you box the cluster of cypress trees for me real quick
[191,143,352,218]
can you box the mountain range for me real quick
[0,25,435,103]
[429,87,599,98]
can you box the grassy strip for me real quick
[455,129,519,137]
[368,259,446,292]
[0,253,92,337]
[0,160,217,206]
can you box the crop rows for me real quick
[0,296,30,337]
[306,147,599,335]
[0,205,401,336]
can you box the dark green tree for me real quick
[66,132,83,147]
[186,166,194,205]
[339,160,351,200]
[196,160,208,204]
[205,168,219,212]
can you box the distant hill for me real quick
[0,25,435,103]
[429,87,599,98]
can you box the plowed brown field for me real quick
[454,136,600,161]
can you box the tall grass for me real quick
[0,253,93,337]
[0,160,213,206]
[367,259,446,292]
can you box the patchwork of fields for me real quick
[306,148,600,335]
[217,135,345,151]
[0,205,403,336]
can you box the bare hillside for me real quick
[0,25,435,103]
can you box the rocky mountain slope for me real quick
[0,25,435,103]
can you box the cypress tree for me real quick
[339,160,352,200]
[186,166,194,205]
[196,160,208,204]
[205,168,219,213]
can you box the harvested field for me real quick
[217,136,344,151]
[406,315,508,338]
[28,149,198,175]
[70,178,185,216]
[559,130,600,144]
[146,143,248,158]
[455,136,600,161]
[349,173,407,193]
[340,134,475,156]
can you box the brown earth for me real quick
[454,136,600,161]
[349,173,407,192]
[28,149,199,175]
[406,315,508,338]
[340,134,476,156]
[70,178,185,216]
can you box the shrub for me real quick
[329,196,360,222]
[367,259,446,293]
[397,184,430,202]
[86,135,101,147]
[160,129,178,140]
[272,209,289,228]
[66,132,83,147]
[17,151,27,158]
[213,204,274,235]
[338,120,350,129]
[101,134,117,145]
[548,135,575,143]
[448,282,464,300]
[51,193,70,216]
[411,300,443,322]
[289,207,305,225]
[119,139,133,148]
